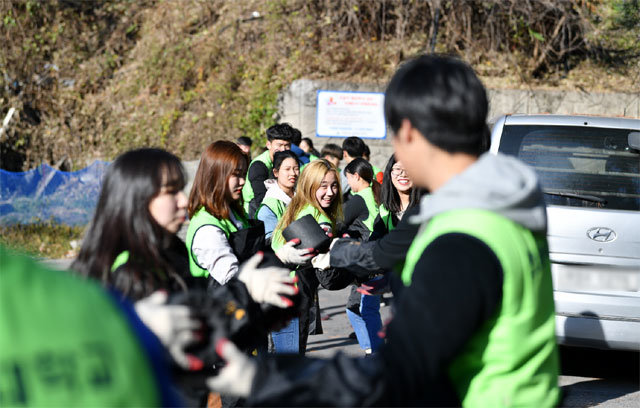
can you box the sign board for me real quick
[316,90,386,139]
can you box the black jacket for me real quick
[246,233,503,406]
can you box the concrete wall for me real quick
[279,78,640,170]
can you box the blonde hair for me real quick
[277,159,343,232]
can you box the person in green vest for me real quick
[187,140,255,284]
[271,159,345,353]
[72,148,202,302]
[186,140,303,294]
[1,245,182,406]
[242,123,295,217]
[341,157,384,356]
[256,150,300,244]
[207,54,560,407]
[71,147,212,387]
[341,158,381,240]
[372,154,424,237]
[255,149,301,353]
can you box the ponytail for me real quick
[344,157,380,205]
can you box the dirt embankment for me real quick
[1,0,638,171]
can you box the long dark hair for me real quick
[188,140,248,220]
[344,158,381,206]
[380,154,424,214]
[72,148,188,299]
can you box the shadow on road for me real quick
[307,337,358,353]
[561,378,637,407]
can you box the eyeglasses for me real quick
[391,167,407,177]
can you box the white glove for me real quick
[134,291,202,370]
[311,238,339,270]
[311,252,331,270]
[276,239,315,265]
[238,252,298,308]
[206,339,257,398]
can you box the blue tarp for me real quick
[0,161,110,226]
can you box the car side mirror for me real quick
[628,132,640,151]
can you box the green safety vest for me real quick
[271,204,332,252]
[0,246,161,406]
[186,207,249,277]
[242,150,272,213]
[354,186,379,233]
[378,204,394,232]
[256,196,287,220]
[402,209,559,407]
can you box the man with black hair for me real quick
[208,55,560,407]
[242,123,294,217]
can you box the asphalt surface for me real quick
[307,286,392,358]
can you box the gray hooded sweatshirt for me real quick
[410,152,547,234]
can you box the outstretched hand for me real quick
[276,238,316,265]
[206,338,257,398]
[356,276,389,296]
[238,252,298,308]
[134,291,204,370]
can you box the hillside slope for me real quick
[1,0,639,171]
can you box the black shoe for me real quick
[348,331,357,339]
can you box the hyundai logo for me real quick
[586,227,617,242]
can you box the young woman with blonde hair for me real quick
[271,159,346,353]
[273,159,343,244]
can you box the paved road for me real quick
[42,259,639,406]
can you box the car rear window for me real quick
[498,125,639,211]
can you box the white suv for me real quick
[491,114,640,351]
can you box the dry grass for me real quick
[1,0,638,172]
[0,222,84,259]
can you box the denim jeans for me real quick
[271,318,300,354]
[346,292,383,352]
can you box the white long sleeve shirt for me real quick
[191,211,245,285]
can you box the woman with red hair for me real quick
[186,140,258,286]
